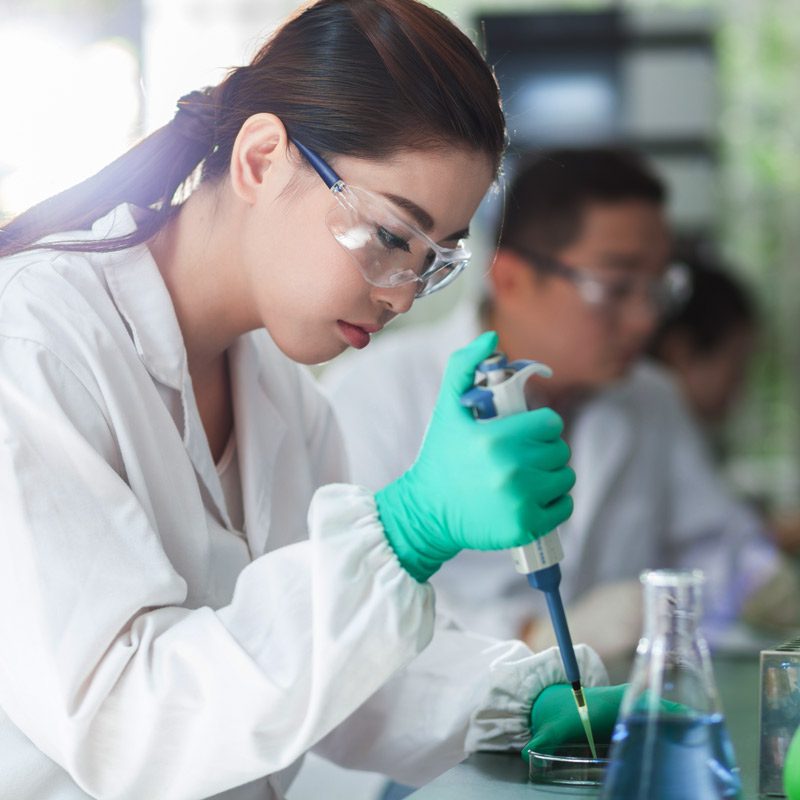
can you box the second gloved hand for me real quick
[375,331,575,583]
[523,684,627,760]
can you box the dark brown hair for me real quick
[649,256,757,359]
[0,0,505,258]
[498,148,665,255]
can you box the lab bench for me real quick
[410,656,762,799]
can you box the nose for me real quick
[373,282,417,315]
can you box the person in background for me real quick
[648,254,758,435]
[0,3,624,799]
[649,257,800,567]
[323,148,799,663]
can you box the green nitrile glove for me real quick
[784,723,800,798]
[523,684,627,760]
[375,331,575,583]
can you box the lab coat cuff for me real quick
[465,643,608,752]
[308,483,429,596]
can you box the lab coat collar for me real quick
[230,333,287,556]
[97,205,234,526]
[94,205,187,391]
[95,205,289,549]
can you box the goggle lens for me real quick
[327,186,471,298]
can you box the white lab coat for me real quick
[322,303,780,643]
[0,207,607,800]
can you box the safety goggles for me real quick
[292,137,471,297]
[512,246,691,317]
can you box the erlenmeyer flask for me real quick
[601,569,742,800]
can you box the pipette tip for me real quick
[571,681,597,759]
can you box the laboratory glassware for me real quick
[601,569,742,800]
[528,743,610,786]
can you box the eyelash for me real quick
[376,225,411,253]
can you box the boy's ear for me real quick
[489,248,536,299]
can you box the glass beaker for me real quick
[600,569,742,800]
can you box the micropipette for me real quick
[461,352,597,758]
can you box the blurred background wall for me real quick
[1,0,799,516]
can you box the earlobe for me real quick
[229,113,291,205]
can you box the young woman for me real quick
[0,1,620,798]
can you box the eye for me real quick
[376,225,411,253]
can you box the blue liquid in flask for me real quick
[603,712,742,800]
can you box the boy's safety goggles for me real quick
[292,137,471,298]
[512,246,692,317]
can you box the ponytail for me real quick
[0,89,219,258]
[0,0,505,259]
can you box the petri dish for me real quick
[528,743,610,786]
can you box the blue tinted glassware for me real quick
[601,570,742,800]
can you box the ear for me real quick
[229,113,293,205]
[489,248,536,300]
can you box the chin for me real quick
[285,339,348,366]
[288,348,343,366]
[263,329,329,366]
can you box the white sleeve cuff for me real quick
[465,643,608,752]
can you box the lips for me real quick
[338,320,380,349]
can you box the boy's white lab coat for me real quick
[0,206,606,800]
[322,303,780,644]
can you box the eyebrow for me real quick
[382,192,470,242]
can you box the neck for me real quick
[147,185,259,379]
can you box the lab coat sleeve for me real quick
[0,337,434,800]
[313,617,607,786]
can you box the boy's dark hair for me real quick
[498,148,666,253]
[648,256,757,358]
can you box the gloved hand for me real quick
[375,331,575,583]
[783,723,800,799]
[522,684,627,760]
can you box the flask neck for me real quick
[643,579,702,643]
[631,570,719,715]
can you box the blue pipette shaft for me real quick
[526,564,579,682]
[528,563,596,757]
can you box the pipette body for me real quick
[461,352,596,757]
